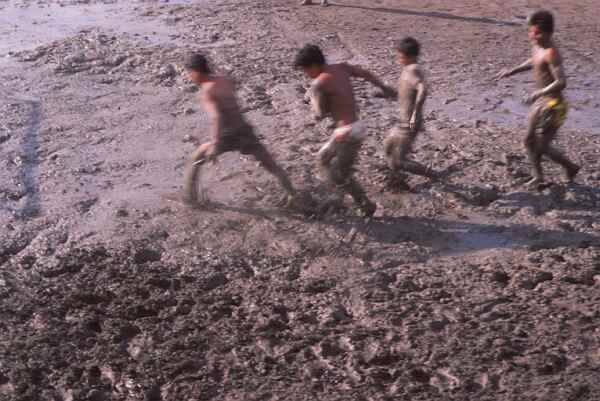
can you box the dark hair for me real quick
[528,10,554,33]
[184,53,211,74]
[395,37,420,58]
[294,44,326,68]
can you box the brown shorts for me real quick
[215,123,264,155]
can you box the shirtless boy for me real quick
[384,37,438,189]
[294,44,396,216]
[496,10,579,187]
[181,53,297,206]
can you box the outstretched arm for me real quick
[344,63,397,98]
[496,58,533,80]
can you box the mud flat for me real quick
[1,1,600,400]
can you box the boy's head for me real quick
[528,10,554,44]
[395,37,420,66]
[294,44,326,79]
[184,53,211,84]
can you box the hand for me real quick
[495,68,510,81]
[409,114,418,132]
[522,91,540,105]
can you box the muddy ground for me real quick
[1,0,600,400]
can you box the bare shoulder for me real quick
[203,80,217,92]
[544,47,562,65]
[220,75,237,87]
[402,64,425,86]
[213,76,238,97]
[408,64,425,79]
[313,71,333,89]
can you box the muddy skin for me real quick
[2,1,600,401]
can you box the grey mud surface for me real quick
[1,1,600,400]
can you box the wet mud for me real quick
[1,1,600,400]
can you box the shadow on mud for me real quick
[186,198,600,255]
[333,4,521,27]
[356,215,598,252]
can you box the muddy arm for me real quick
[344,63,397,98]
[536,51,567,97]
[409,68,427,130]
[496,58,533,79]
[307,81,329,120]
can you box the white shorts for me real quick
[317,121,367,165]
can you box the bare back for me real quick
[313,64,359,127]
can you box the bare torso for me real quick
[200,76,246,131]
[315,64,359,127]
[532,45,563,100]
[397,64,425,126]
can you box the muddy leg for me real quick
[538,127,580,182]
[182,142,217,204]
[317,135,337,183]
[524,106,545,184]
[252,144,296,196]
[333,141,376,216]
[385,130,436,181]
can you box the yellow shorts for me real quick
[537,98,568,132]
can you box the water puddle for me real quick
[430,76,600,134]
[0,0,203,56]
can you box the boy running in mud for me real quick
[294,44,396,216]
[496,10,579,187]
[384,37,439,189]
[181,54,298,206]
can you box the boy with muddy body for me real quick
[496,10,579,187]
[294,44,396,216]
[384,37,439,189]
[181,54,297,206]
